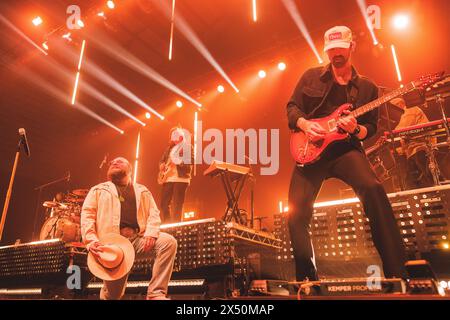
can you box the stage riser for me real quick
[274,186,450,278]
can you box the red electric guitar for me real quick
[290,71,445,166]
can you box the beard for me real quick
[107,168,128,184]
[331,55,348,68]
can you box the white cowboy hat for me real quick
[87,233,135,281]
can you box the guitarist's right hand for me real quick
[297,118,326,141]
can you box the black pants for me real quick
[160,182,189,223]
[288,143,407,281]
[406,151,434,188]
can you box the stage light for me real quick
[0,14,47,55]
[32,16,42,26]
[443,242,449,250]
[176,100,183,108]
[391,44,402,83]
[252,0,257,22]
[258,70,266,78]
[356,0,379,46]
[107,1,115,10]
[168,0,176,60]
[281,0,323,64]
[133,131,141,184]
[393,14,409,30]
[145,112,151,119]
[77,19,85,28]
[152,1,240,93]
[97,11,105,18]
[217,85,225,93]
[42,42,48,51]
[278,62,286,71]
[62,32,72,42]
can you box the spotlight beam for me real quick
[0,14,48,56]
[83,60,165,119]
[281,0,323,64]
[356,0,379,45]
[38,55,145,126]
[90,31,202,107]
[17,68,124,134]
[152,0,240,93]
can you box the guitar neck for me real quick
[351,82,414,118]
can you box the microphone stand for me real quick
[0,140,22,242]
[31,172,70,241]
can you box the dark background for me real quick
[0,0,449,245]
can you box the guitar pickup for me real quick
[327,118,337,132]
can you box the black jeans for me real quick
[406,150,434,188]
[160,182,189,223]
[288,143,407,281]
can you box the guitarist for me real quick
[159,127,193,223]
[286,26,407,281]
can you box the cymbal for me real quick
[43,201,68,209]
[43,201,59,208]
[66,197,85,203]
[71,189,89,197]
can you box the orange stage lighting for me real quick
[391,44,402,83]
[176,100,183,108]
[62,32,72,42]
[42,42,48,51]
[107,1,115,10]
[252,0,257,22]
[278,62,286,71]
[168,0,176,61]
[392,14,410,30]
[32,16,42,26]
[133,131,141,184]
[77,19,85,28]
[72,40,86,105]
[258,70,266,78]
[145,112,151,119]
[217,85,225,93]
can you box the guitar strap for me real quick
[347,80,360,109]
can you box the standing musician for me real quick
[391,97,435,188]
[81,157,177,300]
[286,26,407,281]
[159,127,193,223]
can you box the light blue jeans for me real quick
[100,232,177,300]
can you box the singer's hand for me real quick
[142,237,157,252]
[89,241,104,259]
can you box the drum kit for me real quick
[38,189,88,243]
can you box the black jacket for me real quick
[287,64,380,150]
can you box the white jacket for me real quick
[81,181,161,250]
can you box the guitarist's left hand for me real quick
[337,110,358,134]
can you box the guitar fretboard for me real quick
[350,82,414,118]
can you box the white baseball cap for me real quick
[324,26,353,52]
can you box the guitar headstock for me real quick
[413,71,445,90]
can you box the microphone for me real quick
[66,171,71,182]
[99,153,108,169]
[18,128,30,157]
